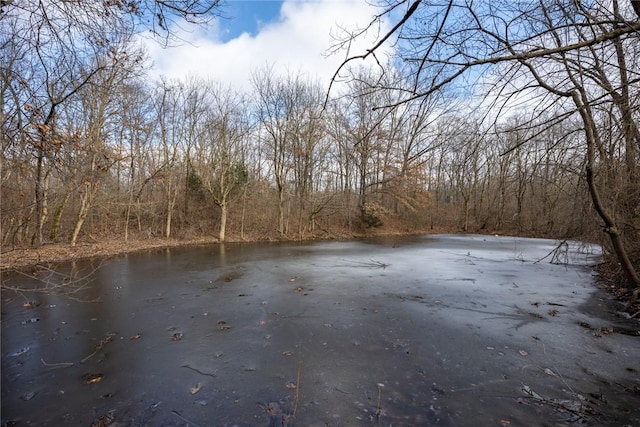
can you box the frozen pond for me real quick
[2,234,639,426]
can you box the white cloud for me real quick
[142,0,392,92]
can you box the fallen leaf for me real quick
[130,334,142,340]
[90,411,114,427]
[190,382,202,395]
[265,402,282,414]
[22,301,40,308]
[82,373,104,384]
[282,351,293,356]
[519,350,528,357]
[500,420,511,426]
[548,309,559,316]
[172,332,183,341]
[285,382,297,389]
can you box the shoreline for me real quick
[1,237,222,272]
[2,232,638,316]
[0,230,433,272]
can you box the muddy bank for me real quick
[0,231,418,272]
[0,237,220,272]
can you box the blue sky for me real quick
[219,1,284,41]
[144,0,394,92]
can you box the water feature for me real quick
[2,235,638,426]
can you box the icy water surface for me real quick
[2,235,639,426]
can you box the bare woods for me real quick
[1,1,638,299]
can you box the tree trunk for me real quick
[219,202,227,242]
[33,147,47,246]
[166,190,176,238]
[278,186,285,236]
[50,192,71,241]
[70,181,100,246]
[573,91,640,289]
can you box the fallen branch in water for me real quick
[41,358,74,368]
[2,258,105,299]
[376,383,384,423]
[181,364,217,377]
[172,410,199,426]
[340,259,389,269]
[293,361,302,417]
[521,383,599,423]
[534,240,569,265]
[81,334,114,363]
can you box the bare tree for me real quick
[332,0,640,290]
[195,83,251,242]
[152,79,198,238]
[1,1,223,45]
[1,1,141,245]
[116,82,155,242]
[252,68,317,236]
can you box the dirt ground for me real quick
[0,238,219,272]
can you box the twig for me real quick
[81,335,113,363]
[542,343,575,394]
[171,410,200,426]
[534,240,569,265]
[340,259,389,268]
[181,364,217,377]
[376,383,384,423]
[41,358,74,368]
[521,384,591,421]
[2,258,105,297]
[293,361,302,417]
[334,386,352,394]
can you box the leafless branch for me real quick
[324,0,422,109]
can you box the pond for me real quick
[2,234,639,426]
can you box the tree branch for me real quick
[324,0,422,109]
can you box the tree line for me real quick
[1,1,638,296]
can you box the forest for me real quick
[1,1,639,301]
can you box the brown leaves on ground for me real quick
[1,237,218,272]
